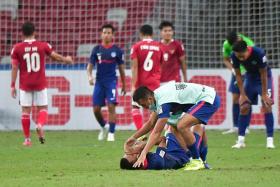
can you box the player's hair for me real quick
[22,21,35,37]
[120,158,135,170]
[232,40,248,53]
[133,86,153,102]
[226,30,238,45]
[159,21,175,30]
[101,24,115,33]
[140,24,153,36]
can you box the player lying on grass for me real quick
[125,81,220,170]
[120,122,210,170]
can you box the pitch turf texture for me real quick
[0,130,279,187]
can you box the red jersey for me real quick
[160,40,185,82]
[130,39,162,91]
[11,39,53,91]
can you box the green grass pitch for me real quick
[0,130,280,187]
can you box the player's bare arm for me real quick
[235,68,249,105]
[180,55,187,82]
[10,59,19,98]
[50,51,73,64]
[86,63,94,85]
[223,57,234,71]
[125,111,157,149]
[259,67,272,107]
[118,64,126,95]
[133,117,167,168]
[131,58,138,93]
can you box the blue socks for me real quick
[233,104,240,127]
[200,146,208,162]
[238,109,251,136]
[109,122,116,133]
[265,113,274,137]
[188,133,201,159]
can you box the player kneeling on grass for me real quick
[121,123,210,170]
[10,21,73,146]
[125,81,220,170]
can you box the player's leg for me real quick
[105,80,118,141]
[132,103,143,130]
[223,75,240,134]
[92,81,107,140]
[232,79,254,148]
[33,88,48,144]
[262,77,275,148]
[19,89,32,146]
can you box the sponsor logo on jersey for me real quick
[163,53,169,61]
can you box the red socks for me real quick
[132,108,143,130]
[37,109,48,127]
[21,113,30,139]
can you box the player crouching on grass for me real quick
[10,21,73,146]
[124,81,219,170]
[120,123,210,170]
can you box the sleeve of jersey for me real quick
[89,47,97,65]
[117,48,125,65]
[222,42,230,58]
[10,47,19,66]
[257,51,267,69]
[130,45,137,60]
[157,103,172,118]
[45,43,53,56]
[177,41,185,58]
[231,55,240,69]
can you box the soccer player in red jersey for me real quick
[10,22,73,146]
[159,21,187,84]
[130,25,163,130]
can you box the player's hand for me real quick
[131,86,135,95]
[11,87,17,98]
[65,56,74,64]
[88,77,94,86]
[121,85,126,96]
[239,94,250,106]
[124,137,137,152]
[262,94,273,107]
[133,152,146,168]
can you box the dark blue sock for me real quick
[188,134,201,159]
[97,119,106,128]
[238,110,251,136]
[233,104,240,127]
[265,113,274,137]
[200,146,208,162]
[109,122,116,133]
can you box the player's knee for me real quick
[240,103,251,115]
[263,106,272,113]
[232,94,239,104]
[93,106,101,114]
[107,104,116,113]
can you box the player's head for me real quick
[22,21,35,37]
[139,24,153,38]
[226,30,239,45]
[159,21,174,40]
[133,86,155,109]
[232,40,250,61]
[100,24,115,44]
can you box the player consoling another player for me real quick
[10,21,73,146]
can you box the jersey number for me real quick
[143,51,154,71]
[23,52,40,73]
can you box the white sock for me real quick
[238,136,245,143]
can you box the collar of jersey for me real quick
[142,39,153,42]
[24,39,36,42]
[101,43,113,49]
[161,39,174,44]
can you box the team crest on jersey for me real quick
[97,53,102,63]
[163,53,169,61]
[251,61,257,65]
[169,50,175,54]
[111,52,116,58]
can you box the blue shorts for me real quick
[187,94,220,124]
[92,80,118,107]
[244,76,274,105]
[228,74,240,94]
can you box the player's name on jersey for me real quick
[25,47,38,52]
[140,45,160,51]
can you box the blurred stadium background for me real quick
[0,0,279,130]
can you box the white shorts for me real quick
[19,88,48,107]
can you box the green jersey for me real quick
[153,81,216,115]
[222,34,254,74]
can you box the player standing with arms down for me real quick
[87,24,126,142]
[231,40,275,149]
[130,24,162,130]
[159,21,187,84]
[222,31,254,134]
[10,21,73,146]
